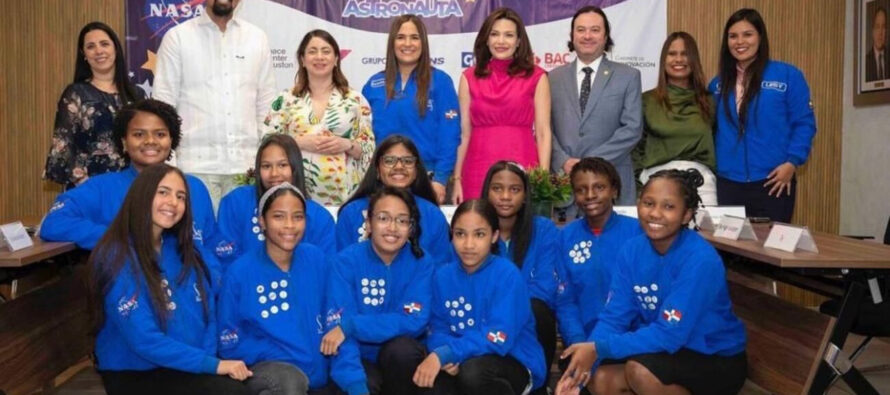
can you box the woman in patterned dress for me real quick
[44,21,145,189]
[264,29,375,205]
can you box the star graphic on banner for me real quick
[128,71,134,78]
[137,79,153,98]
[141,50,157,75]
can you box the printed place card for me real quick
[713,215,757,241]
[695,210,715,232]
[763,222,818,253]
[1,221,34,252]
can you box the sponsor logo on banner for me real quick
[613,55,658,69]
[362,57,386,65]
[342,0,464,19]
[144,1,205,36]
[461,52,475,68]
[537,51,574,70]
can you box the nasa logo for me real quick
[461,52,475,68]
[144,1,205,35]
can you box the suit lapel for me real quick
[581,58,614,125]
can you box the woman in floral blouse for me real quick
[264,29,374,205]
[44,21,145,189]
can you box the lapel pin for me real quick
[604,70,610,76]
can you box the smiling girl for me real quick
[217,183,336,395]
[324,187,434,395]
[413,199,546,394]
[558,169,746,395]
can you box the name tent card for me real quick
[713,215,758,241]
[764,222,819,253]
[1,221,34,252]
[695,210,715,232]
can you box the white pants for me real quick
[639,160,718,206]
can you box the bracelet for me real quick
[452,176,462,181]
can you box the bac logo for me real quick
[461,52,475,68]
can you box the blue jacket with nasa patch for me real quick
[362,68,461,185]
[494,216,559,308]
[41,166,219,250]
[555,212,642,345]
[216,185,336,266]
[709,60,816,182]
[326,241,434,395]
[217,243,331,389]
[427,255,546,390]
[336,196,453,264]
[590,229,746,359]
[95,233,220,374]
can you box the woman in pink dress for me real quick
[452,7,552,203]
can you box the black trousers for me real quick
[530,298,556,394]
[716,176,796,223]
[431,354,531,395]
[363,336,428,395]
[99,368,250,395]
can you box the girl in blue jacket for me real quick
[323,187,434,395]
[362,15,461,204]
[215,134,335,266]
[555,158,642,350]
[559,169,747,395]
[414,199,546,394]
[90,164,249,395]
[481,160,558,388]
[41,99,217,251]
[336,135,452,264]
[218,182,336,395]
[709,8,817,223]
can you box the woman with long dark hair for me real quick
[335,135,452,264]
[90,164,248,395]
[264,29,375,205]
[452,7,552,203]
[44,21,145,189]
[709,8,816,222]
[634,32,717,206]
[362,15,460,204]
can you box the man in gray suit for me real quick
[550,6,642,207]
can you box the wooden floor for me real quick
[40,336,890,395]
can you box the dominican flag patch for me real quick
[444,109,458,120]
[487,331,507,345]
[662,309,682,324]
[403,302,422,314]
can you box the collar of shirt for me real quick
[576,55,604,94]
[196,11,242,30]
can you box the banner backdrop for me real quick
[126,0,665,97]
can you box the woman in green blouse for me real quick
[633,32,717,205]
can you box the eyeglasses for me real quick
[372,213,413,229]
[381,155,417,168]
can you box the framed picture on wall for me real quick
[855,0,890,105]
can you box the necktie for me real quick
[880,53,885,80]
[580,67,593,113]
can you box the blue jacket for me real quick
[326,241,434,395]
[709,60,817,182]
[494,216,559,308]
[336,196,453,264]
[555,213,642,345]
[428,255,546,390]
[216,185,336,265]
[41,166,218,250]
[217,243,331,389]
[362,68,461,184]
[95,233,220,373]
[591,229,747,359]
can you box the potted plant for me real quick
[527,167,572,218]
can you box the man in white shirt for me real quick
[550,6,642,207]
[153,0,277,206]
[865,6,888,82]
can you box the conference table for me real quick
[700,224,890,395]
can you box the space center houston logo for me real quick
[143,1,206,38]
